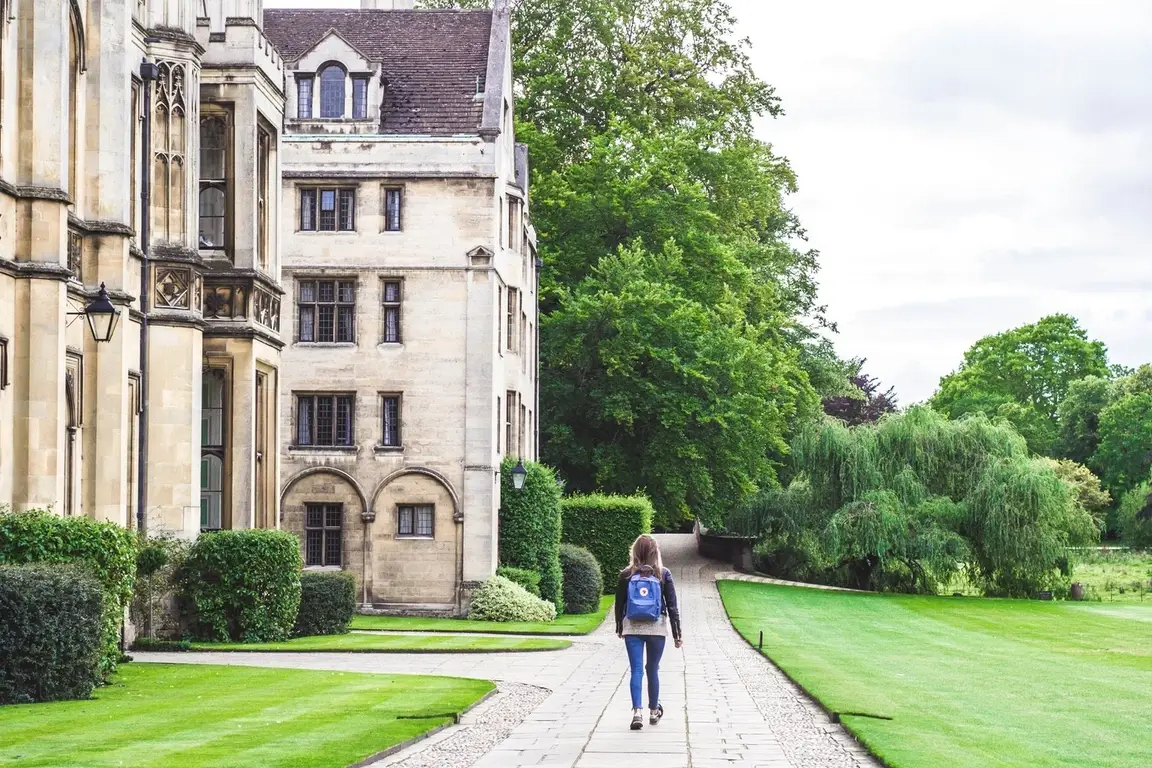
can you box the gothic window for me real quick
[380,393,401,447]
[352,76,369,120]
[397,505,434,539]
[381,280,402,343]
[151,62,187,245]
[319,65,345,118]
[305,504,342,566]
[198,113,229,251]
[257,125,272,270]
[297,76,314,119]
[295,394,354,447]
[383,187,402,232]
[64,353,83,517]
[200,369,226,530]
[67,19,81,205]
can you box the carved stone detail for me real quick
[252,287,281,332]
[155,267,192,309]
[203,283,249,320]
[67,229,83,280]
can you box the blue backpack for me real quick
[625,570,663,622]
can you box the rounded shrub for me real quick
[559,544,603,614]
[499,457,564,613]
[177,529,302,643]
[294,571,357,637]
[468,575,557,623]
[0,509,138,678]
[0,564,104,704]
[496,565,541,596]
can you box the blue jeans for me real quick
[624,635,666,709]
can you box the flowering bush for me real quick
[468,575,556,623]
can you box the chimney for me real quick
[360,0,416,9]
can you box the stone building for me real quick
[267,0,539,613]
[0,0,285,536]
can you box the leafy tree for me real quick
[1093,392,1152,498]
[728,407,1096,596]
[1116,482,1152,548]
[932,315,1110,455]
[1054,376,1113,465]
[543,242,811,530]
[1040,458,1111,531]
[426,0,824,525]
[823,360,897,426]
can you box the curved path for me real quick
[135,534,880,768]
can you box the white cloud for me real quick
[731,0,1152,402]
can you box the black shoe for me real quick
[630,709,644,730]
[650,705,664,725]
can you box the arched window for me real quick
[198,115,228,250]
[200,369,227,530]
[67,13,81,204]
[319,65,345,118]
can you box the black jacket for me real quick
[615,566,682,641]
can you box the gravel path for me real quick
[134,534,884,768]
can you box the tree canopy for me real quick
[729,408,1097,596]
[426,0,829,527]
[931,315,1110,455]
[822,360,897,427]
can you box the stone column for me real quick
[462,261,498,583]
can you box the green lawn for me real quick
[0,663,492,768]
[1070,549,1152,603]
[350,595,613,635]
[189,633,570,653]
[719,580,1152,768]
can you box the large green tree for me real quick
[425,0,825,526]
[931,315,1110,454]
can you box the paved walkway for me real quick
[135,534,880,768]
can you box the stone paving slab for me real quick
[135,534,883,768]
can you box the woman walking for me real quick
[615,534,683,730]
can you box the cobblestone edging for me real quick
[703,565,884,767]
[368,682,551,768]
[715,571,866,592]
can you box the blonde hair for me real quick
[627,534,664,576]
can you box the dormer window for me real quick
[352,77,369,120]
[297,77,314,119]
[319,64,346,118]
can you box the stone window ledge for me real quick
[293,342,358,349]
[304,565,344,573]
[288,445,359,459]
[395,535,435,542]
[374,445,404,456]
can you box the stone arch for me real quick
[68,0,86,73]
[280,465,369,514]
[370,466,460,520]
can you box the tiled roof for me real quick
[263,9,493,135]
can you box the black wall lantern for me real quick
[67,283,121,343]
[511,460,528,491]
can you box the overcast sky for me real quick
[266,0,1152,403]
[729,0,1152,402]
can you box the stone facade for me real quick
[267,0,538,613]
[0,0,285,537]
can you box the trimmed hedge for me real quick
[499,457,564,613]
[560,494,654,591]
[496,565,542,596]
[0,564,104,703]
[177,529,302,643]
[468,575,557,622]
[559,544,603,614]
[294,571,357,637]
[0,509,138,678]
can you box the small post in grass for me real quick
[759,630,763,650]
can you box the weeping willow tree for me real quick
[730,406,1096,595]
